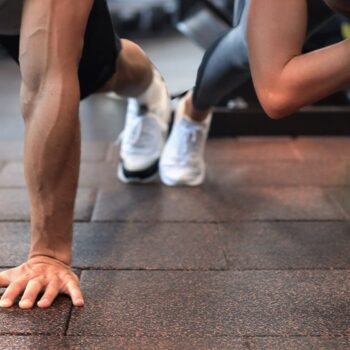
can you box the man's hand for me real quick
[0,256,84,309]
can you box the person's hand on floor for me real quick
[0,256,84,309]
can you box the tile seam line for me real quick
[76,267,350,272]
[0,162,6,172]
[4,184,350,189]
[328,193,350,220]
[0,219,349,224]
[0,334,349,339]
[94,185,350,189]
[0,185,100,189]
[2,267,350,272]
[63,304,74,336]
[214,222,230,271]
[0,332,65,336]
[89,219,349,223]
[60,332,350,338]
[14,334,346,339]
[290,140,304,161]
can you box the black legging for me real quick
[192,0,335,110]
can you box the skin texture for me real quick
[0,0,154,309]
[248,0,350,119]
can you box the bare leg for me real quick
[100,39,153,97]
[184,92,211,123]
[100,39,172,184]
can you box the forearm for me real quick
[22,75,81,265]
[262,39,350,116]
[248,0,350,118]
[0,0,94,310]
[18,0,94,266]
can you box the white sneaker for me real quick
[118,70,171,183]
[160,96,212,186]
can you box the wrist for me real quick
[30,221,73,265]
[29,246,72,265]
[28,254,71,268]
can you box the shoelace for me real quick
[126,117,144,146]
[118,105,161,155]
[178,122,203,166]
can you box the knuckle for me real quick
[11,280,25,289]
[30,278,44,287]
[60,272,78,284]
[61,279,72,290]
[45,290,58,299]
[49,277,60,287]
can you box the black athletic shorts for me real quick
[0,0,122,100]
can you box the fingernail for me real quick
[19,300,31,308]
[75,299,84,306]
[0,299,11,307]
[37,300,48,308]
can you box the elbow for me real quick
[263,102,290,120]
[258,88,299,120]
[20,71,80,121]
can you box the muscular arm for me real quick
[0,0,93,309]
[248,0,350,118]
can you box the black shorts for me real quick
[0,0,122,100]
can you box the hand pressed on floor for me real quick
[0,256,84,309]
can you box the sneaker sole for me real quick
[118,160,159,184]
[159,170,205,187]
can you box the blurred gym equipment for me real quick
[176,0,232,49]
[107,0,176,34]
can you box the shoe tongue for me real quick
[136,69,164,106]
[181,117,204,133]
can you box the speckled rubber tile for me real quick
[0,222,226,270]
[0,142,109,162]
[92,185,218,222]
[0,189,96,221]
[206,160,350,186]
[206,138,300,162]
[0,336,249,350]
[220,222,350,270]
[71,222,226,270]
[1,336,350,350]
[294,137,350,160]
[0,297,71,336]
[0,162,118,188]
[93,185,344,222]
[68,270,350,337]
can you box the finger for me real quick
[0,281,26,308]
[65,281,84,307]
[19,279,44,309]
[0,271,10,287]
[37,282,60,308]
